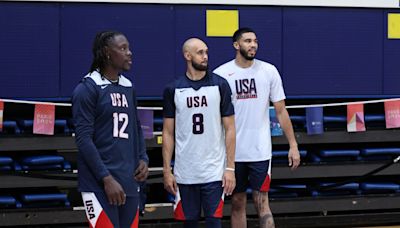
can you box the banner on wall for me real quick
[138,109,154,139]
[306,107,324,135]
[33,104,55,135]
[0,100,4,132]
[347,103,366,132]
[384,100,400,128]
[270,108,283,136]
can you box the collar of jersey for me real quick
[85,71,132,87]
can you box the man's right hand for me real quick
[163,172,177,195]
[103,175,126,206]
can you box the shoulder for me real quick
[72,72,98,97]
[255,59,279,73]
[163,78,181,98]
[209,73,231,94]
[210,72,229,85]
[118,75,133,87]
[213,60,235,76]
[164,76,190,91]
[164,79,177,92]
[83,71,106,86]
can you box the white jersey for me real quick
[214,59,285,161]
[163,73,234,184]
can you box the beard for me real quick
[239,47,256,61]
[192,61,208,71]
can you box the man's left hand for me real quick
[222,170,236,196]
[135,160,149,181]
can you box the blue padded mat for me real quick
[21,193,68,202]
[0,156,13,165]
[20,193,70,207]
[310,153,322,162]
[13,163,22,171]
[2,121,21,134]
[22,164,63,171]
[360,183,400,191]
[364,115,385,122]
[319,150,360,157]
[63,161,72,170]
[21,155,64,166]
[273,184,307,190]
[0,196,17,205]
[312,183,360,197]
[361,148,400,156]
[273,150,307,157]
[319,182,359,190]
[323,116,347,123]
[272,150,307,164]
[314,150,360,162]
[0,196,21,208]
[153,117,163,125]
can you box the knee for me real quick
[231,195,246,213]
[253,192,272,214]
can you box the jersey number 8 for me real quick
[192,113,204,134]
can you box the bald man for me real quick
[162,38,236,228]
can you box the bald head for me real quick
[182,38,207,54]
[182,38,209,72]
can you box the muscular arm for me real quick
[273,100,300,170]
[222,115,236,195]
[162,117,177,195]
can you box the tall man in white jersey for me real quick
[214,28,301,228]
[162,38,236,228]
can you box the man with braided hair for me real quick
[72,31,149,227]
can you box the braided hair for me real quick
[89,30,123,75]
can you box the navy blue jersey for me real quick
[72,71,148,196]
[163,72,234,184]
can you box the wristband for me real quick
[225,167,235,172]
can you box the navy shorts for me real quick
[81,191,139,227]
[234,160,271,193]
[174,181,224,220]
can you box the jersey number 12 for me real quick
[113,112,129,139]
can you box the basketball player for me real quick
[72,31,149,227]
[214,28,301,228]
[162,38,236,228]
